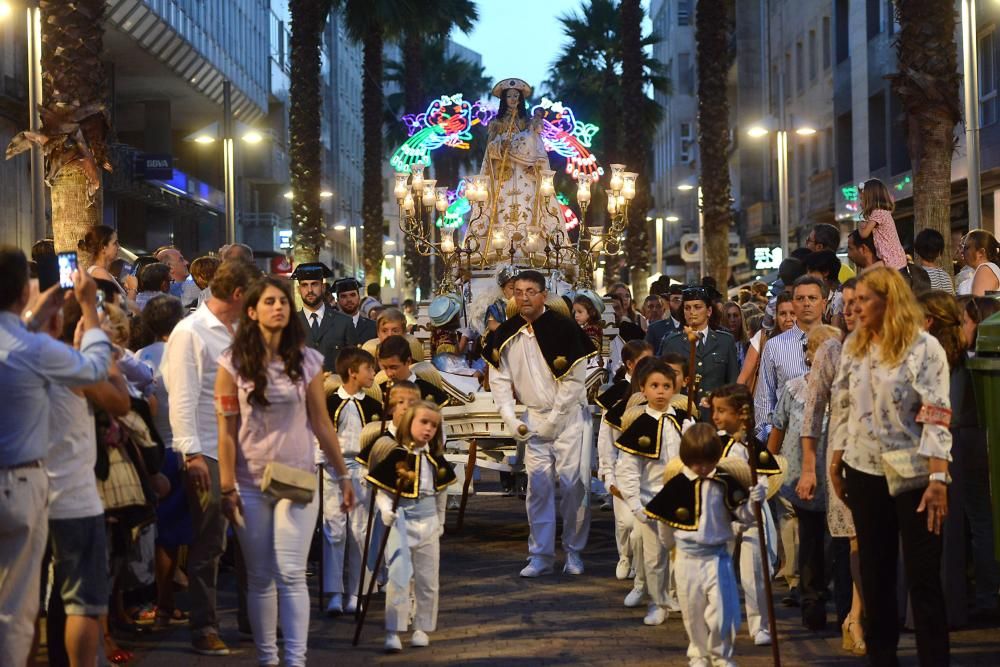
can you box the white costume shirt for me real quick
[615,405,683,513]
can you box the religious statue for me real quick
[467,78,562,264]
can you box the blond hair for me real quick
[395,401,444,457]
[805,324,842,365]
[102,302,130,347]
[845,267,923,367]
[860,178,895,218]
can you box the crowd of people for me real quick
[2,183,999,665]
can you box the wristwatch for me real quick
[929,472,952,485]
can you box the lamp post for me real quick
[222,80,236,244]
[961,0,982,230]
[655,217,663,277]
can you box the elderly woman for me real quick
[828,268,952,665]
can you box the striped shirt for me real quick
[923,265,955,294]
[754,324,808,440]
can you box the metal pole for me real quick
[655,217,663,277]
[349,226,358,278]
[697,187,705,278]
[777,130,790,258]
[962,0,982,230]
[223,80,236,244]
[26,4,46,241]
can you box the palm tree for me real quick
[5,0,111,266]
[386,36,490,296]
[289,0,334,265]
[695,0,734,287]
[891,0,961,269]
[621,0,649,293]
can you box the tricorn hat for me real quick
[491,77,533,100]
[290,262,332,281]
[333,277,362,294]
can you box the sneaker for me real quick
[624,587,645,608]
[615,557,631,580]
[344,594,358,614]
[664,595,681,613]
[192,633,231,656]
[411,629,430,647]
[519,558,554,578]
[385,632,402,652]
[563,552,584,575]
[325,592,343,617]
[753,629,772,646]
[627,567,636,579]
[643,603,667,626]
[446,496,461,510]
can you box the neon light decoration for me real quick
[556,192,579,231]
[530,98,603,182]
[436,183,472,229]
[390,94,495,173]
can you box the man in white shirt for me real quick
[161,259,257,656]
[484,270,597,578]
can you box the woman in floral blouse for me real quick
[828,267,952,666]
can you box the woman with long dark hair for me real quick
[216,277,355,667]
[828,267,952,665]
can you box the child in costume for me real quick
[572,289,606,365]
[614,361,688,626]
[711,383,782,646]
[364,401,456,653]
[645,423,767,667]
[321,348,381,615]
[377,335,450,407]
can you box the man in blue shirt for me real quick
[0,246,112,664]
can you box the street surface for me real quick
[125,472,999,666]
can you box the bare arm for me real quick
[857,217,876,239]
[307,373,355,511]
[736,343,760,386]
[214,367,239,493]
[766,426,785,455]
[971,264,1000,296]
[81,362,131,417]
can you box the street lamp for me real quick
[746,120,817,258]
[961,0,982,230]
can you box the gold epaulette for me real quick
[620,405,648,432]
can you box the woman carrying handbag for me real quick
[828,267,952,666]
[216,277,356,667]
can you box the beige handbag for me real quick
[260,461,316,504]
[881,449,929,497]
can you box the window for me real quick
[678,53,693,95]
[835,0,849,64]
[678,0,691,26]
[680,123,693,162]
[868,92,887,171]
[809,30,818,81]
[867,0,884,40]
[823,17,831,69]
[836,111,854,184]
[796,42,804,93]
[980,29,998,127]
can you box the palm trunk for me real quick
[696,0,734,288]
[402,29,430,297]
[620,0,649,298]
[892,0,961,270]
[51,165,102,266]
[361,23,385,285]
[289,0,325,264]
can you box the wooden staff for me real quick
[685,327,699,415]
[739,405,780,666]
[353,464,413,646]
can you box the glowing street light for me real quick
[795,126,817,136]
[242,130,263,144]
[320,190,333,198]
[0,2,12,19]
[665,214,680,222]
[333,223,347,231]
[194,134,215,144]
[283,191,293,199]
[746,125,769,138]
[677,183,694,192]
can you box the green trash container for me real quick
[967,308,1000,559]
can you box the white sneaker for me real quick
[563,552,584,575]
[643,603,667,626]
[664,595,681,613]
[411,629,429,647]
[344,594,358,614]
[627,567,636,579]
[753,629,772,646]
[615,557,631,580]
[519,558,554,578]
[624,587,645,608]
[384,632,402,652]
[325,592,343,616]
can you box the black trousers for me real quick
[844,464,949,667]
[797,507,827,629]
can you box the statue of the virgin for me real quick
[467,78,561,263]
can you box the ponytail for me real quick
[613,339,653,383]
[964,230,1000,265]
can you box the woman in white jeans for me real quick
[216,277,355,667]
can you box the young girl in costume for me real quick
[711,383,782,646]
[364,401,456,653]
[614,361,687,626]
[573,290,606,361]
[645,423,767,666]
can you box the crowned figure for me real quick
[467,78,562,264]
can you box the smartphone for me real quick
[57,251,78,289]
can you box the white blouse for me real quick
[829,331,952,476]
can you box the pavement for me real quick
[104,472,999,666]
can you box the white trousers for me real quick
[636,520,669,606]
[385,537,439,633]
[235,484,319,667]
[524,407,591,562]
[0,468,48,666]
[675,550,737,667]
[736,525,769,638]
[321,466,370,596]
[612,494,646,589]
